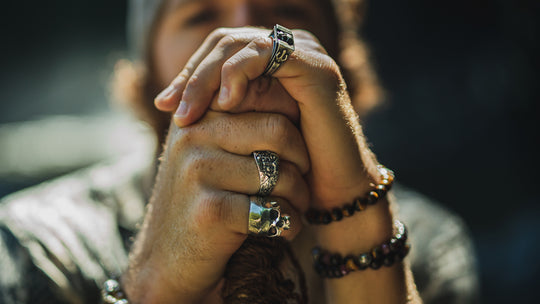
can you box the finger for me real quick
[198,192,302,241]
[198,152,309,214]
[268,196,303,241]
[217,31,331,111]
[173,36,246,126]
[200,111,310,174]
[216,37,273,111]
[154,28,230,112]
[213,32,367,193]
[155,28,264,113]
[217,78,301,125]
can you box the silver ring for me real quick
[262,24,295,76]
[253,151,279,196]
[248,196,291,237]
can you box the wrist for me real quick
[312,198,394,253]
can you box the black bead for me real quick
[371,246,383,261]
[333,268,343,278]
[383,253,395,267]
[398,244,411,259]
[367,191,379,205]
[389,238,403,252]
[331,208,343,221]
[305,209,318,224]
[370,259,381,270]
[314,262,324,274]
[375,184,387,198]
[353,197,367,211]
[311,247,322,261]
[342,204,355,217]
[357,253,372,269]
[330,254,342,266]
[321,212,332,224]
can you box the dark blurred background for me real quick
[0,0,538,303]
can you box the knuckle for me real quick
[172,125,197,148]
[313,54,342,84]
[194,192,237,230]
[217,34,238,49]
[250,36,272,50]
[264,114,291,143]
[182,153,207,180]
[209,27,228,42]
[221,59,237,77]
[185,74,201,91]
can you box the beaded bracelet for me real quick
[305,165,395,225]
[312,220,409,278]
[102,279,129,304]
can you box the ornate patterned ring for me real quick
[253,151,280,196]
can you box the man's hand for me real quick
[122,111,310,303]
[155,27,380,210]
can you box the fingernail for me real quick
[156,85,176,101]
[174,101,189,118]
[217,86,229,107]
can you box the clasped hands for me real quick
[123,27,391,303]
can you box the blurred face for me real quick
[152,0,336,88]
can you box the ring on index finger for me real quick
[262,24,295,77]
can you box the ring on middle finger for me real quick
[253,151,280,196]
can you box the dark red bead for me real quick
[321,253,332,265]
[340,265,349,276]
[381,243,391,255]
[333,268,343,278]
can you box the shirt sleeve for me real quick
[393,184,481,304]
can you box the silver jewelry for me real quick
[253,151,280,196]
[248,196,291,237]
[262,24,295,76]
[102,279,129,304]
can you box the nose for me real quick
[230,3,250,27]
[225,0,259,28]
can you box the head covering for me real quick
[127,0,365,61]
[127,0,166,60]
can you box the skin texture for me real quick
[123,0,422,303]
